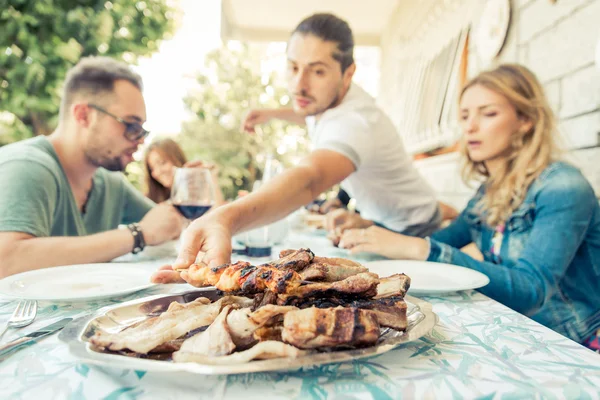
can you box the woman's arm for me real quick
[428,177,597,316]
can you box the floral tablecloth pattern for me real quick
[1,229,599,400]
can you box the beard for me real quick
[85,149,125,171]
[84,138,130,172]
[293,86,342,117]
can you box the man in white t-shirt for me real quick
[152,13,441,281]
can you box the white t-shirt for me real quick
[305,83,438,232]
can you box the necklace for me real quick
[490,223,505,263]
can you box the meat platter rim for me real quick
[58,288,438,375]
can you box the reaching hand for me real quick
[338,226,430,260]
[241,109,273,133]
[325,208,373,236]
[150,209,234,285]
[319,198,343,214]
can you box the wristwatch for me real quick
[127,223,146,254]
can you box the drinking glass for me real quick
[171,167,215,219]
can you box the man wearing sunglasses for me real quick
[0,56,184,278]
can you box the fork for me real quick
[0,300,38,340]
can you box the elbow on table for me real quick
[0,239,31,279]
[506,281,548,317]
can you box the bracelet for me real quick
[127,223,146,254]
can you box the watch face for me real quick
[473,0,511,65]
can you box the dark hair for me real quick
[60,56,143,119]
[144,138,188,203]
[293,13,354,73]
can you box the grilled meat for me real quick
[278,273,380,304]
[182,261,302,294]
[252,290,278,310]
[300,262,368,282]
[265,248,314,271]
[375,273,411,299]
[174,341,307,364]
[173,305,236,360]
[253,326,283,342]
[90,296,251,354]
[282,295,408,331]
[312,256,363,267]
[281,306,380,349]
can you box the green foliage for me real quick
[0,0,177,139]
[178,43,310,200]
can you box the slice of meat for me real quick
[183,261,303,294]
[375,273,411,299]
[282,306,380,349]
[225,305,298,348]
[173,341,306,364]
[173,305,236,361]
[225,308,259,349]
[300,262,368,282]
[89,296,250,354]
[278,273,380,305]
[240,267,302,294]
[248,304,299,326]
[252,290,278,310]
[312,256,363,268]
[253,326,283,342]
[282,296,408,331]
[265,248,314,271]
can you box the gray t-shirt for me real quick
[305,83,438,232]
[0,136,154,237]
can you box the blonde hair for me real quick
[144,138,187,203]
[460,64,560,227]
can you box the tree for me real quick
[178,43,310,200]
[0,0,178,144]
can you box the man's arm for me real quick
[241,108,306,133]
[170,150,355,270]
[0,201,185,278]
[228,149,355,232]
[0,230,134,278]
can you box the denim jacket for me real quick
[428,162,600,343]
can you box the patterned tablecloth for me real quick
[1,229,599,400]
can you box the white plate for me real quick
[0,264,156,302]
[365,260,489,295]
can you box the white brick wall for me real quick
[379,0,600,200]
[519,0,590,43]
[560,65,600,119]
[527,0,600,82]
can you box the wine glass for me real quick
[171,167,215,220]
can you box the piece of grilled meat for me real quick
[375,273,411,299]
[278,272,380,304]
[182,261,302,294]
[281,294,408,331]
[264,248,315,271]
[300,262,368,282]
[281,306,380,349]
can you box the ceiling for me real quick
[220,0,400,46]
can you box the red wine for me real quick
[174,204,212,219]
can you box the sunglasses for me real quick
[88,104,150,142]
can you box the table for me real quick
[1,229,600,400]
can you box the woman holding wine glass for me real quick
[143,138,225,212]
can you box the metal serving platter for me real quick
[59,289,438,375]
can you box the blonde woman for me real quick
[339,64,600,347]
